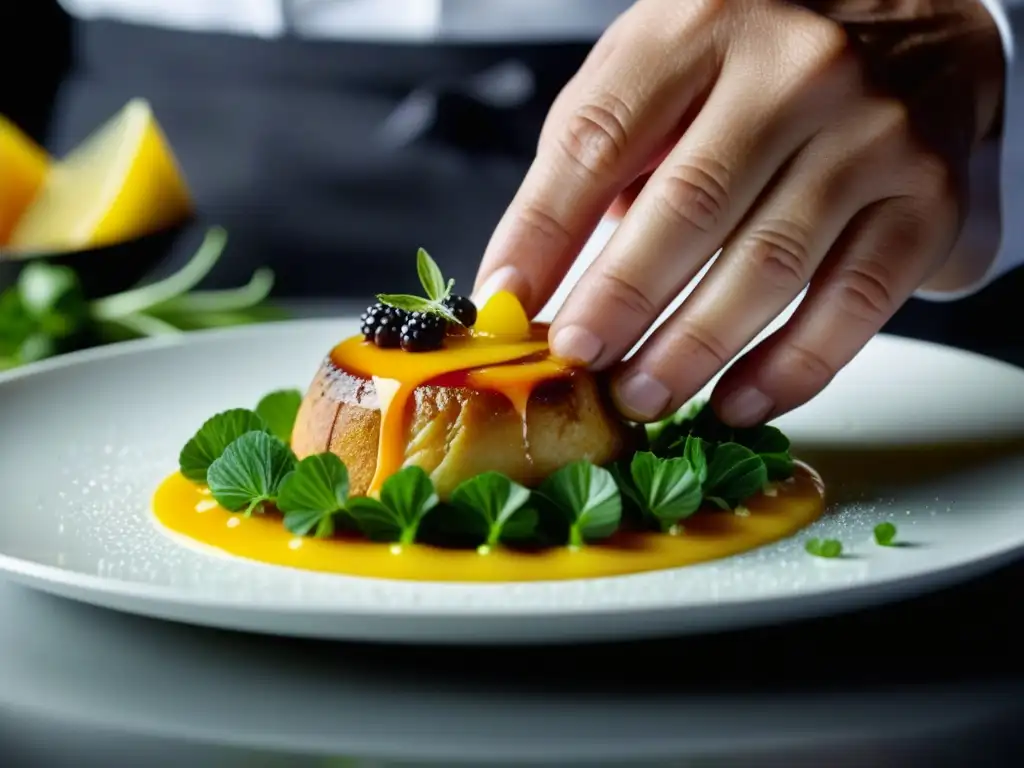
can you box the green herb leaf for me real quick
[206,431,297,514]
[18,262,88,339]
[681,435,708,485]
[345,466,439,544]
[540,461,621,548]
[805,538,843,558]
[703,442,768,509]
[739,425,794,481]
[630,452,703,531]
[179,409,270,483]
[255,389,303,442]
[416,248,450,303]
[450,471,535,547]
[873,522,898,546]
[375,293,461,325]
[277,453,350,538]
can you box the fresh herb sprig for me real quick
[376,248,462,325]
[1,227,282,371]
[175,395,799,551]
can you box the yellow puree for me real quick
[151,291,826,582]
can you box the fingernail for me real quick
[614,371,672,421]
[551,325,604,366]
[473,266,524,307]
[719,387,773,426]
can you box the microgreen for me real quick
[277,453,350,538]
[178,408,270,482]
[345,466,440,545]
[450,472,537,547]
[206,431,297,515]
[702,443,768,510]
[376,248,461,325]
[629,452,703,531]
[805,538,843,558]
[873,522,898,546]
[255,389,303,442]
[539,461,621,548]
[681,435,709,486]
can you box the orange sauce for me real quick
[151,464,825,582]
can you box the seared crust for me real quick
[292,357,638,498]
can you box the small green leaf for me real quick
[18,262,88,339]
[416,248,449,302]
[540,461,621,548]
[873,522,898,546]
[376,293,461,325]
[345,466,439,544]
[450,472,535,546]
[255,389,303,442]
[739,425,794,481]
[207,431,297,514]
[681,435,708,485]
[630,452,703,530]
[277,453,350,537]
[805,538,843,558]
[703,443,768,509]
[179,409,270,483]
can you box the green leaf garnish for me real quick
[18,262,88,340]
[805,538,843,558]
[416,248,449,303]
[681,435,708,486]
[703,443,768,510]
[206,431,297,514]
[375,247,462,326]
[739,425,794,481]
[539,461,621,548]
[345,466,439,545]
[629,452,703,531]
[255,389,303,442]
[277,453,350,537]
[873,522,898,546]
[450,472,536,548]
[178,408,270,483]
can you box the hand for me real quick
[473,0,1004,425]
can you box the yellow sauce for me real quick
[152,463,826,582]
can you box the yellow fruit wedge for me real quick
[0,116,49,246]
[7,98,192,254]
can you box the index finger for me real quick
[472,13,718,316]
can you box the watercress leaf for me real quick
[630,452,703,530]
[805,538,843,558]
[179,408,270,483]
[738,425,794,481]
[416,247,448,302]
[345,496,403,542]
[207,431,297,514]
[682,435,708,485]
[873,522,897,546]
[703,442,768,509]
[18,262,88,339]
[609,462,644,520]
[450,472,533,546]
[255,388,303,442]
[540,461,621,547]
[500,506,540,542]
[339,466,440,544]
[277,453,350,538]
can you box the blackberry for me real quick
[360,302,407,346]
[400,312,446,352]
[442,294,478,327]
[373,311,405,348]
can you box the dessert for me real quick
[152,249,826,582]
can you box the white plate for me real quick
[1,320,1023,645]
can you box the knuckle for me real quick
[741,221,813,290]
[834,260,899,324]
[597,269,658,319]
[556,96,632,179]
[910,152,957,200]
[671,320,731,370]
[870,99,913,144]
[516,204,574,251]
[781,342,836,387]
[654,159,730,233]
[788,15,852,74]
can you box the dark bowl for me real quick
[0,222,190,299]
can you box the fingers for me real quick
[472,6,721,314]
[710,192,958,426]
[547,55,836,371]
